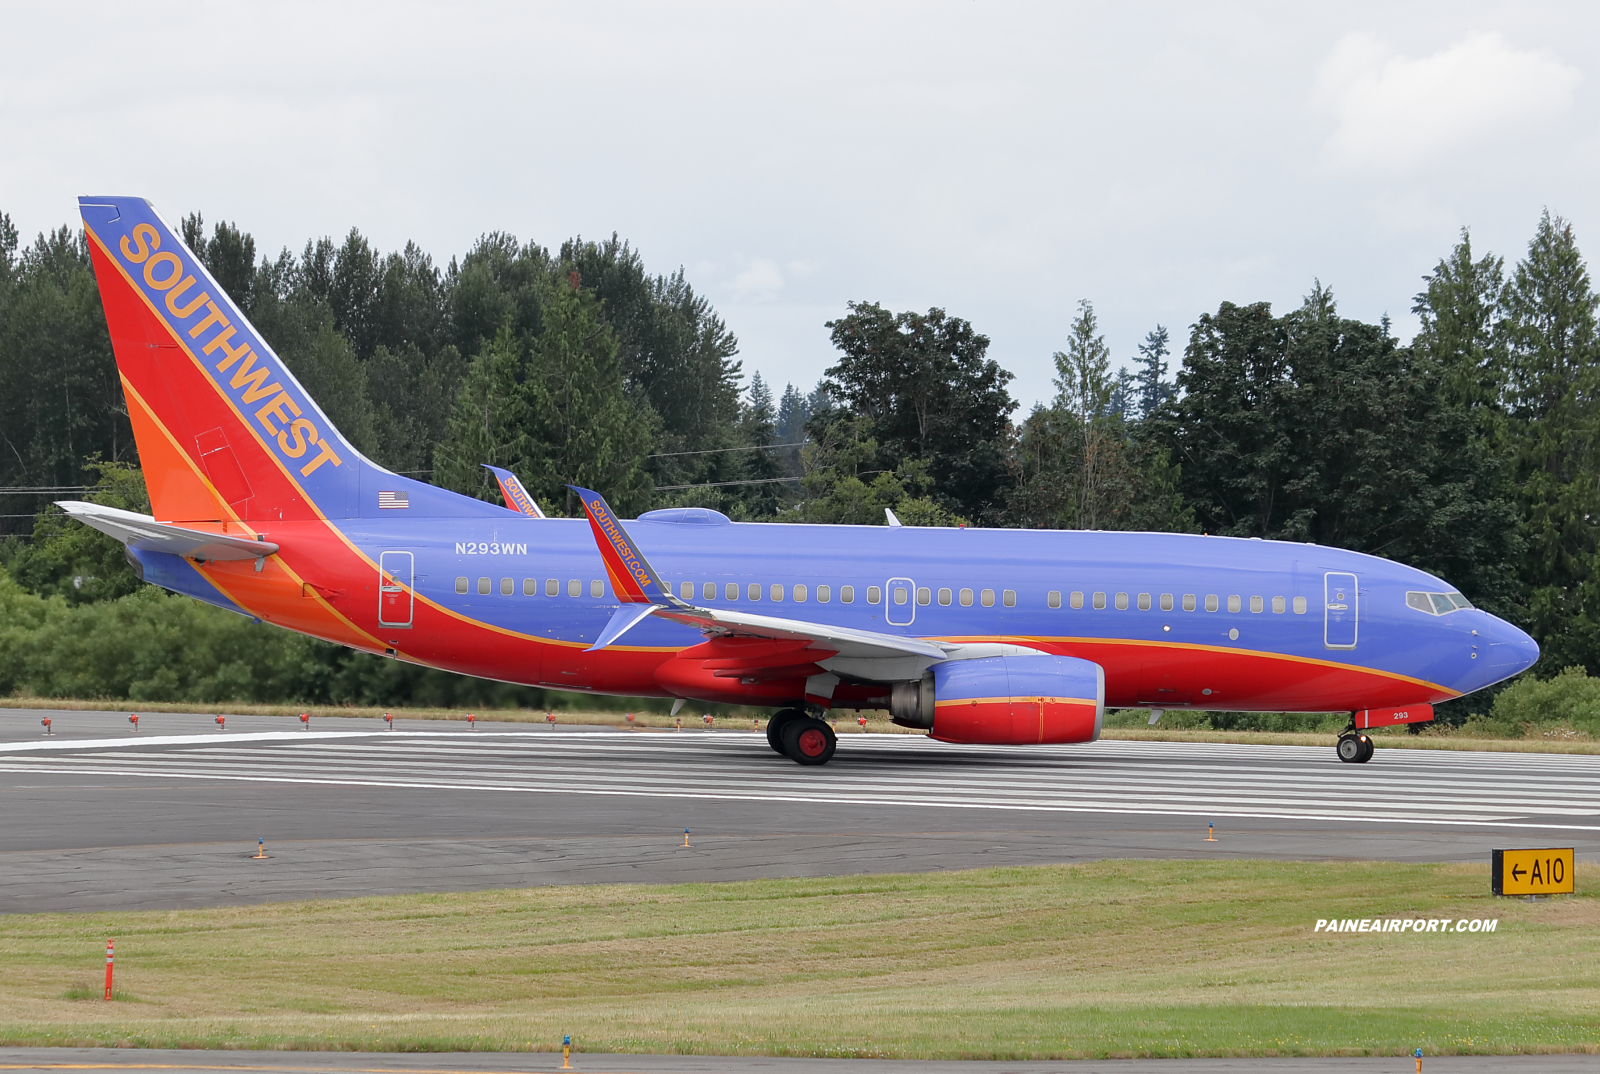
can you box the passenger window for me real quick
[1137,593,1151,611]
[725,582,739,601]
[1048,591,1062,609]
[1271,596,1286,613]
[1205,595,1219,612]
[917,587,930,605]
[1249,595,1263,613]
[591,580,604,598]
[568,579,581,598]
[455,576,468,594]
[939,587,953,606]
[1227,595,1241,613]
[1114,592,1129,610]
[892,585,908,605]
[959,588,974,606]
[771,584,784,601]
[748,583,762,601]
[478,577,490,595]
[841,585,854,603]
[867,586,882,604]
[546,578,559,597]
[818,584,831,603]
[980,589,995,607]
[1003,590,1016,607]
[1293,596,1307,614]
[1160,593,1174,611]
[524,578,538,596]
[1070,591,1084,609]
[680,582,693,600]
[1092,591,1107,609]
[1183,594,1196,611]
[702,582,715,600]
[794,584,808,602]
[500,578,513,596]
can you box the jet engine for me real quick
[888,655,1104,745]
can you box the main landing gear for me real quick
[1336,729,1374,764]
[766,708,837,766]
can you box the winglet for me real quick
[567,486,680,606]
[483,465,545,517]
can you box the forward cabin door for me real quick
[1323,571,1357,649]
[379,551,414,628]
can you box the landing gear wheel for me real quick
[766,708,804,756]
[781,716,837,766]
[1336,733,1374,764]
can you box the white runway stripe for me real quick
[3,732,1597,831]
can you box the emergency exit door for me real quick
[379,551,414,628]
[1324,571,1357,649]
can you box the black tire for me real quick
[766,708,804,755]
[1355,734,1374,763]
[782,716,837,766]
[1336,734,1363,763]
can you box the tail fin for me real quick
[78,197,496,524]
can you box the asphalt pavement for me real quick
[2,707,1597,914]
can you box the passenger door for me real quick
[1324,571,1357,649]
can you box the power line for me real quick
[647,443,805,460]
[653,476,803,491]
[0,486,92,495]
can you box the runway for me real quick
[3,708,1597,913]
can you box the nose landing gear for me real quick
[765,708,838,766]
[1336,730,1374,764]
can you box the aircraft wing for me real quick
[651,603,949,661]
[55,501,278,562]
[569,484,954,668]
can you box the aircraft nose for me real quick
[1488,617,1540,676]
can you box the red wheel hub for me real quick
[796,727,828,757]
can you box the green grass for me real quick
[1,861,1596,1058]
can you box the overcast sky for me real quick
[4,2,1597,409]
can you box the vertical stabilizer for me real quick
[81,197,365,524]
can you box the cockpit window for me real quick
[1407,590,1473,615]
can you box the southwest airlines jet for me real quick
[61,196,1539,767]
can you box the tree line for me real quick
[2,206,1598,715]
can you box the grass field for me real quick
[6,696,1599,755]
[1,861,1595,1059]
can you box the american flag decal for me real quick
[378,490,409,509]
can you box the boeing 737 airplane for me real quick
[60,196,1540,766]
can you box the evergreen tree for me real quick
[433,324,532,502]
[1502,211,1600,671]
[522,282,654,517]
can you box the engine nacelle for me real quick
[921,655,1104,745]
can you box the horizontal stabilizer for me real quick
[55,501,278,561]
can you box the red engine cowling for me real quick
[928,655,1104,745]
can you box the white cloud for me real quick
[728,258,787,302]
[1317,31,1580,171]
